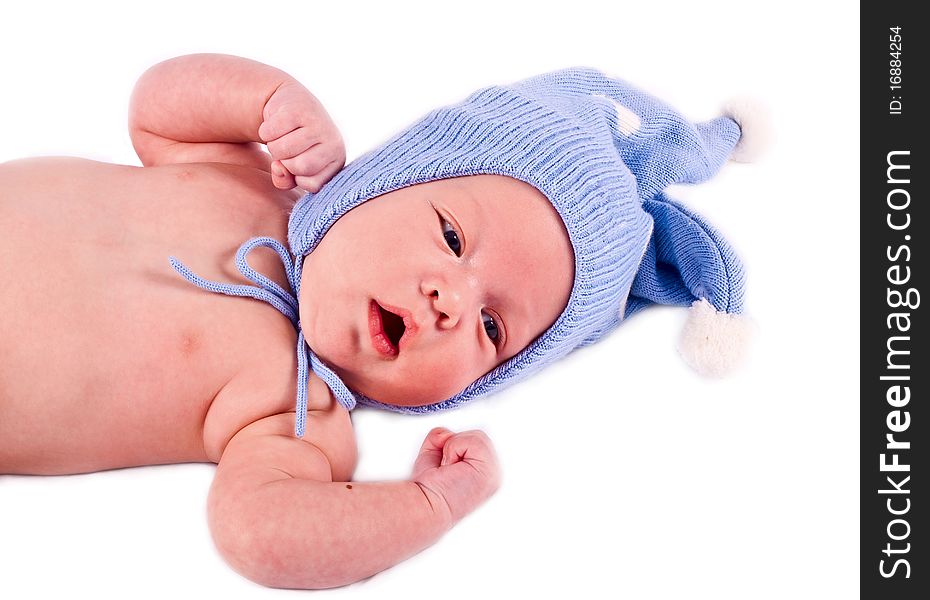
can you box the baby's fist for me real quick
[259,80,345,193]
[412,427,502,526]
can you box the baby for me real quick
[0,54,759,588]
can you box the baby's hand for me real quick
[258,80,345,193]
[411,427,502,525]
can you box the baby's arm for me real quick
[129,53,344,191]
[209,406,500,589]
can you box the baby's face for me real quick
[299,174,574,406]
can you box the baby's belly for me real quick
[0,157,300,473]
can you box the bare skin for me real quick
[0,157,303,473]
[0,54,574,589]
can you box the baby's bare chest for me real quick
[0,158,302,473]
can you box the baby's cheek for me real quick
[406,349,485,402]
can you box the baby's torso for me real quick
[0,157,314,474]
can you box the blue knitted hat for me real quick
[289,66,761,411]
[172,67,763,435]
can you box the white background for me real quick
[0,1,859,598]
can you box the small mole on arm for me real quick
[346,484,353,489]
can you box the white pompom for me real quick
[722,97,772,163]
[677,299,753,377]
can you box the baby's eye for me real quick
[482,311,500,344]
[441,218,462,256]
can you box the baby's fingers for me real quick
[294,159,345,194]
[440,430,496,467]
[264,126,320,161]
[412,427,455,475]
[271,160,297,190]
[258,114,299,145]
[281,141,344,177]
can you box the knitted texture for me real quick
[287,67,746,414]
[171,67,749,432]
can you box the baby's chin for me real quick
[307,341,477,407]
[338,370,467,408]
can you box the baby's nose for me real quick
[423,277,478,329]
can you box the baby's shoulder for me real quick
[202,346,356,470]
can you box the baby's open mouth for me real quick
[369,300,408,357]
[380,304,406,349]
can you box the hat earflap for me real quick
[627,194,751,376]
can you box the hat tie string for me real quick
[169,237,356,437]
